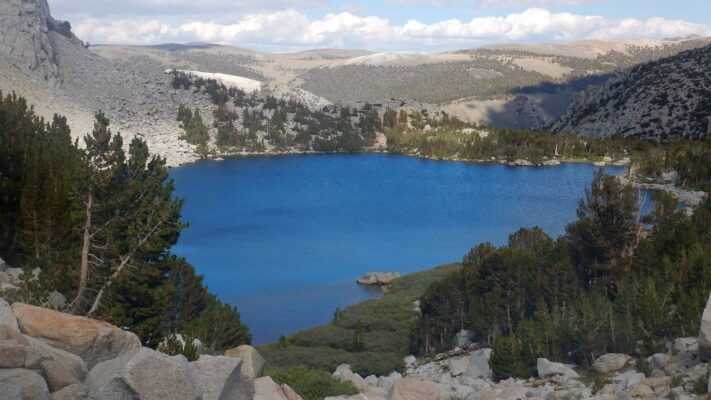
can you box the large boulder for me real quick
[593,353,631,374]
[86,347,202,400]
[0,297,19,330]
[387,377,446,400]
[536,358,580,378]
[40,358,84,392]
[12,302,141,368]
[224,345,265,379]
[194,354,254,400]
[356,272,400,285]
[254,376,303,400]
[0,368,51,400]
[464,348,493,380]
[332,364,368,391]
[448,355,469,377]
[22,334,86,374]
[699,292,711,361]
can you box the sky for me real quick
[47,0,711,52]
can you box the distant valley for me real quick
[1,0,711,167]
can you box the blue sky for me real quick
[47,0,711,52]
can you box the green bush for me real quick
[158,334,199,361]
[267,366,359,400]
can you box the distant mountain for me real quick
[552,44,711,140]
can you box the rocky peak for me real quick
[0,0,80,87]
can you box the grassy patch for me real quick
[258,263,461,376]
[267,366,359,400]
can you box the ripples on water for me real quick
[170,154,623,344]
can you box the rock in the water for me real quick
[254,376,303,400]
[454,329,474,348]
[86,347,202,400]
[699,295,711,361]
[388,377,445,400]
[464,348,493,380]
[356,272,400,285]
[0,368,51,400]
[12,302,141,368]
[593,353,631,374]
[224,344,265,379]
[194,354,253,400]
[0,297,19,330]
[508,159,534,166]
[536,358,580,378]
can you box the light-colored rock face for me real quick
[0,298,19,331]
[224,344,265,380]
[12,302,141,368]
[0,368,51,400]
[536,358,580,379]
[254,376,303,400]
[0,0,61,87]
[194,354,253,400]
[700,294,711,361]
[593,353,631,374]
[464,348,493,380]
[86,348,202,400]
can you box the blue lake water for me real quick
[170,154,622,344]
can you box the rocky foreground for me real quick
[0,298,299,400]
[325,294,711,400]
[4,291,711,399]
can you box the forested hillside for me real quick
[169,71,383,157]
[0,92,250,351]
[553,44,711,140]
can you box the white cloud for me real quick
[72,8,711,51]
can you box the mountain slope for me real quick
[552,44,711,140]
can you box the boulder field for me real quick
[0,298,298,400]
[4,292,711,399]
[326,292,711,400]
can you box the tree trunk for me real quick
[71,189,92,313]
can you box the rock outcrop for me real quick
[12,302,141,368]
[225,344,265,379]
[0,297,260,399]
[86,348,203,400]
[0,0,62,87]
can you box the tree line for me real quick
[0,92,250,351]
